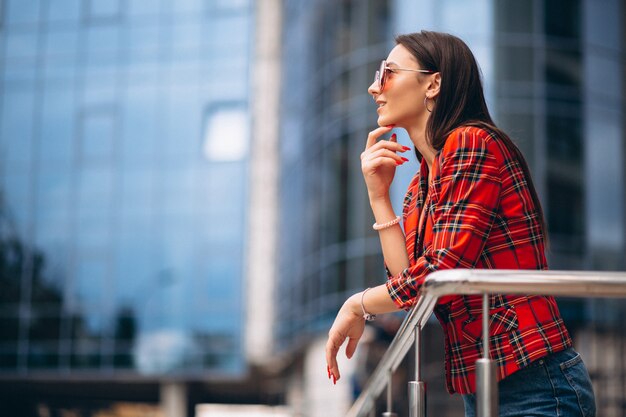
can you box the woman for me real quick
[325,31,596,417]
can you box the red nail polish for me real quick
[332,375,336,385]
[401,157,409,162]
[391,133,397,140]
[386,124,395,128]
[395,161,402,165]
[402,146,411,151]
[327,366,331,379]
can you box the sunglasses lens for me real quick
[379,61,387,90]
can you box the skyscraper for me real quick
[0,0,255,414]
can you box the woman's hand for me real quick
[361,125,410,201]
[325,294,364,384]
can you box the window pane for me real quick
[40,85,76,163]
[81,110,115,161]
[5,31,38,59]
[47,0,81,22]
[202,105,248,161]
[87,0,121,19]
[75,257,107,307]
[5,0,41,25]
[44,29,79,58]
[1,89,35,167]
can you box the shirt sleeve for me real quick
[386,128,503,310]
[384,263,394,280]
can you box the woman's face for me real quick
[368,44,431,128]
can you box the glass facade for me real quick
[278,0,393,347]
[0,0,252,376]
[494,0,587,264]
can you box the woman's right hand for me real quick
[360,125,410,201]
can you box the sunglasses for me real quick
[374,60,434,91]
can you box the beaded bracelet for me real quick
[361,288,376,321]
[372,215,401,231]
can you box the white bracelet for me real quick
[361,288,376,321]
[372,215,401,231]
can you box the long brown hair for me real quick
[395,31,547,237]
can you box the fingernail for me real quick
[391,133,397,140]
[327,366,331,379]
[401,157,409,162]
[402,146,411,151]
[396,161,404,166]
[332,375,336,385]
[386,124,395,128]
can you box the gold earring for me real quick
[424,95,433,113]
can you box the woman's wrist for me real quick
[345,293,365,317]
[368,192,391,205]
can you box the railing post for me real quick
[408,326,426,417]
[476,293,498,417]
[382,369,397,417]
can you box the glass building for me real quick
[278,0,626,415]
[0,0,253,413]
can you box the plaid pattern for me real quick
[385,126,571,394]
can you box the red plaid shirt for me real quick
[385,126,571,394]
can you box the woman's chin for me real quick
[377,116,392,127]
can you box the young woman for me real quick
[325,31,596,417]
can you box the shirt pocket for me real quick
[461,306,519,343]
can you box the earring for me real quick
[424,95,433,113]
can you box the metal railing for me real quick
[346,269,626,417]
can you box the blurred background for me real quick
[0,0,624,416]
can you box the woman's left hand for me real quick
[325,294,364,384]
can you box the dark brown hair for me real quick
[395,30,547,237]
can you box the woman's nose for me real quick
[367,80,380,97]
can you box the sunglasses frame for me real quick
[374,60,435,91]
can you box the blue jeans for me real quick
[462,348,596,417]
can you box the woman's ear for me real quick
[427,72,441,99]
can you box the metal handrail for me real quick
[346,269,626,417]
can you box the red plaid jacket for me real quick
[385,126,572,394]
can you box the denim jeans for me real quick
[462,348,596,417]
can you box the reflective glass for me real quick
[75,257,107,307]
[120,169,154,216]
[87,0,121,19]
[77,215,112,249]
[160,168,195,216]
[47,0,81,22]
[128,0,161,15]
[207,15,249,49]
[173,0,204,14]
[171,21,203,59]
[44,29,79,58]
[496,45,534,83]
[121,86,158,162]
[3,61,37,84]
[1,89,35,167]
[85,26,120,66]
[202,105,249,161]
[2,171,32,237]
[163,87,201,159]
[127,25,161,62]
[213,0,249,12]
[40,85,75,163]
[36,165,71,214]
[0,0,250,376]
[6,31,38,58]
[114,238,158,305]
[77,167,114,217]
[5,0,41,25]
[83,71,118,106]
[81,110,115,161]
